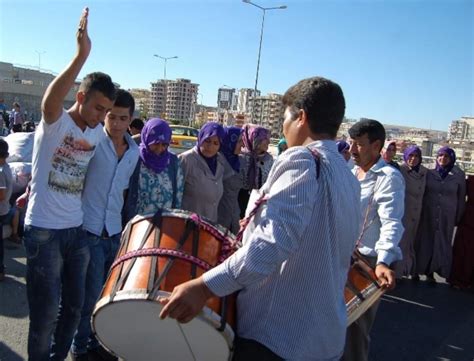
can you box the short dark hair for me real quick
[79,72,116,101]
[348,119,386,151]
[282,77,345,138]
[130,118,144,130]
[113,89,135,117]
[13,102,20,108]
[12,124,23,133]
[0,138,9,158]
[23,121,36,132]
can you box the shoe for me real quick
[0,272,4,281]
[88,346,117,361]
[70,352,89,361]
[426,274,437,283]
[411,274,420,281]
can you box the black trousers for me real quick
[232,337,283,361]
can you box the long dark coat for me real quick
[415,166,466,278]
[395,164,427,277]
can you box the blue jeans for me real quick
[71,232,120,355]
[24,225,89,361]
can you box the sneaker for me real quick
[70,352,89,361]
[0,272,4,281]
[426,274,437,283]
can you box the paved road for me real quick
[1,238,473,361]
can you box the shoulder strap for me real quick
[355,173,382,247]
[307,147,321,179]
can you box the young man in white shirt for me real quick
[24,8,116,361]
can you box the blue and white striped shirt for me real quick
[204,141,361,360]
[352,157,404,265]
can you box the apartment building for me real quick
[249,93,284,138]
[0,61,77,122]
[150,78,198,124]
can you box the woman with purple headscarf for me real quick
[179,121,226,222]
[415,146,466,282]
[336,140,351,162]
[394,145,428,279]
[217,126,244,234]
[238,124,274,218]
[123,118,184,222]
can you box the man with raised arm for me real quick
[23,8,117,361]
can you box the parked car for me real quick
[170,125,199,153]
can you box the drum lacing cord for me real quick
[110,247,213,271]
[189,213,238,263]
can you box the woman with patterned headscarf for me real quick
[415,146,466,282]
[123,118,184,223]
[382,140,400,170]
[395,145,428,279]
[217,126,243,234]
[238,124,274,218]
[179,121,226,222]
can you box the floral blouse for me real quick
[136,161,184,214]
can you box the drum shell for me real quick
[99,212,236,327]
[344,253,384,326]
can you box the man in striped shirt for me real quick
[159,77,361,360]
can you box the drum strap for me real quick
[190,225,200,279]
[148,211,163,292]
[147,219,197,300]
[346,279,365,301]
[110,220,156,301]
[218,296,229,332]
[107,221,132,301]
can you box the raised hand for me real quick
[76,7,91,59]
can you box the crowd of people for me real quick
[0,7,472,361]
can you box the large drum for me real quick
[345,251,385,326]
[92,209,237,361]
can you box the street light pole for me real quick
[242,0,287,95]
[35,50,46,72]
[153,54,178,81]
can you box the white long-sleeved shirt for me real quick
[204,140,361,361]
[352,157,404,265]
